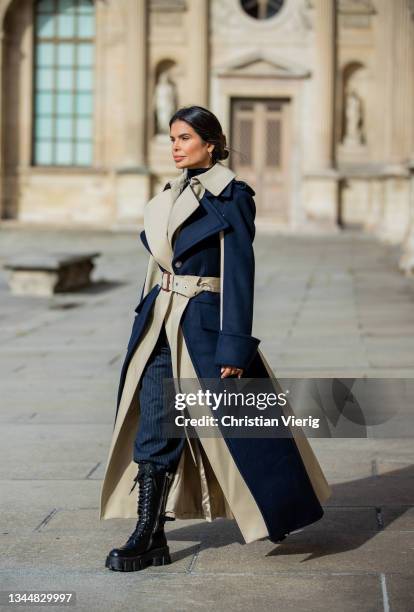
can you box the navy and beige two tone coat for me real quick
[99,161,331,544]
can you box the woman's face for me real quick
[170,120,214,169]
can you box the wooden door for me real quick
[230,98,291,223]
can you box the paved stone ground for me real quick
[0,225,413,612]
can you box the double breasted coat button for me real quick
[175,260,182,268]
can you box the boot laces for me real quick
[127,468,159,543]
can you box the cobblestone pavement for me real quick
[0,226,413,611]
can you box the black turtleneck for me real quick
[186,165,213,179]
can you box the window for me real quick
[240,0,284,20]
[33,0,95,166]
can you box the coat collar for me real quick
[166,160,236,197]
[143,161,235,273]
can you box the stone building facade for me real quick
[1,0,414,267]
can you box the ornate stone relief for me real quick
[212,0,313,40]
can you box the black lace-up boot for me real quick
[105,461,175,572]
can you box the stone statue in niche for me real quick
[342,90,364,147]
[154,72,177,135]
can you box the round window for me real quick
[240,0,285,20]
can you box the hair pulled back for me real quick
[169,105,229,163]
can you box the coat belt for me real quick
[160,270,221,297]
[157,269,221,468]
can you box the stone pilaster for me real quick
[123,0,147,168]
[398,160,414,275]
[313,0,335,169]
[398,1,414,273]
[390,0,413,162]
[114,0,150,226]
[399,0,414,274]
[0,29,4,219]
[303,0,339,231]
[187,0,208,104]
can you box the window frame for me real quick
[31,0,95,168]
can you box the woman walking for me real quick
[100,105,331,572]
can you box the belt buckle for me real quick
[161,271,172,291]
[196,277,211,291]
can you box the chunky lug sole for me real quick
[105,546,172,572]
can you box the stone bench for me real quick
[4,252,100,296]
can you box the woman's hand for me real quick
[221,366,244,379]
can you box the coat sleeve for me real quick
[214,181,261,370]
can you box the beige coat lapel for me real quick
[144,189,175,273]
[167,183,201,249]
[144,162,236,273]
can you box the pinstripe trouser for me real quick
[133,322,186,473]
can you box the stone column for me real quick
[123,0,147,168]
[303,0,339,231]
[186,0,208,105]
[0,30,4,220]
[390,0,413,162]
[114,0,150,226]
[398,2,414,274]
[0,0,10,220]
[313,0,335,169]
[399,159,414,275]
[375,0,394,160]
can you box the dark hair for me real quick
[169,105,229,163]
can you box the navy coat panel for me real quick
[114,177,325,542]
